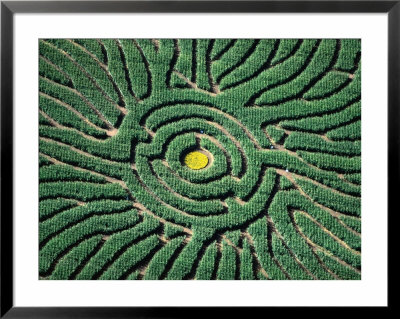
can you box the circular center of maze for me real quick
[184,150,210,170]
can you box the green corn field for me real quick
[39,39,361,280]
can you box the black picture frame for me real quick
[0,0,394,317]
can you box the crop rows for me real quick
[39,39,361,280]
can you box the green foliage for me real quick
[39,198,79,221]
[239,239,255,280]
[295,178,361,216]
[298,151,361,173]
[266,125,286,144]
[144,236,186,280]
[285,132,360,156]
[327,120,361,141]
[48,235,103,280]
[271,232,313,280]
[39,162,107,183]
[279,175,293,190]
[303,71,350,100]
[281,101,361,133]
[39,38,361,280]
[217,243,237,280]
[196,241,218,280]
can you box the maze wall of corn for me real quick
[39,39,361,280]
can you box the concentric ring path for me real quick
[39,39,361,280]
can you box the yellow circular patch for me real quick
[184,151,209,170]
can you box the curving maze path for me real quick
[39,39,361,280]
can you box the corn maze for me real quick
[39,39,361,280]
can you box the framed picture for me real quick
[1,0,394,316]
